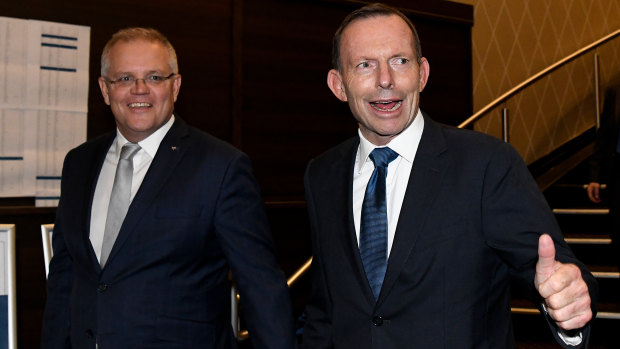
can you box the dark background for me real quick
[0,0,472,347]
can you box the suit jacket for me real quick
[41,117,295,349]
[302,114,597,349]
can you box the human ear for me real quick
[98,76,111,105]
[172,74,182,102]
[417,57,430,92]
[327,69,348,102]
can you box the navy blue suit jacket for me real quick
[302,114,597,349]
[42,117,295,349]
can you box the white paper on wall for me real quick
[0,17,90,206]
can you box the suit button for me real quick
[97,283,108,292]
[86,329,94,338]
[372,316,383,326]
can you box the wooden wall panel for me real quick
[241,1,356,200]
[240,0,473,200]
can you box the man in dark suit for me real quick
[587,83,620,269]
[41,27,295,349]
[302,4,597,348]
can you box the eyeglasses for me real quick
[105,73,176,87]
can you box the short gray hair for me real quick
[332,3,423,71]
[100,27,178,76]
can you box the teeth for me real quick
[371,100,402,112]
[129,102,151,107]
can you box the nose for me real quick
[131,78,150,94]
[377,63,393,89]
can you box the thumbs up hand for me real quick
[535,234,593,330]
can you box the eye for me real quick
[147,75,164,82]
[356,61,370,69]
[393,58,409,65]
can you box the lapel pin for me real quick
[171,146,177,151]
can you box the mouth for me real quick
[370,100,402,112]
[128,102,152,108]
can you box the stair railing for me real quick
[232,257,313,340]
[460,28,620,140]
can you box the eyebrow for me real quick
[112,70,165,76]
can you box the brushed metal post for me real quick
[594,52,601,130]
[502,107,509,143]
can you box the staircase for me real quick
[513,159,620,348]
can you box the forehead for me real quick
[340,14,415,59]
[107,39,170,72]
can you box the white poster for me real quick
[0,17,90,206]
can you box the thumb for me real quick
[536,234,556,282]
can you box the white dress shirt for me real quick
[89,115,175,261]
[353,110,424,256]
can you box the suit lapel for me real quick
[103,118,190,268]
[329,138,386,304]
[81,134,116,271]
[377,116,449,306]
[341,139,380,304]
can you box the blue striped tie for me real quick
[360,147,398,300]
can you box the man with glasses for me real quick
[41,27,295,349]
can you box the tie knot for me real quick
[120,143,141,160]
[369,147,398,168]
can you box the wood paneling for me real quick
[240,0,473,200]
[241,1,356,200]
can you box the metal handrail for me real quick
[287,257,313,286]
[458,28,620,129]
[233,257,313,340]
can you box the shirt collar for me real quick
[356,109,424,174]
[114,114,175,158]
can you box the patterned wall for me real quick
[468,0,620,164]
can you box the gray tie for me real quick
[100,142,141,267]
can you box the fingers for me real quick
[537,261,575,299]
[538,263,581,299]
[587,182,601,203]
[549,307,593,330]
[534,235,593,330]
[542,266,593,330]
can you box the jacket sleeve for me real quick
[41,155,74,349]
[213,152,296,349]
[480,142,598,348]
